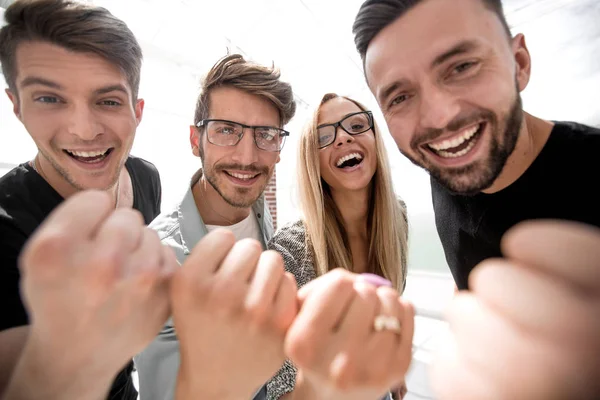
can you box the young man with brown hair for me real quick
[135,53,298,400]
[0,1,164,398]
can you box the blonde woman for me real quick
[267,93,410,399]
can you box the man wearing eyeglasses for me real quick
[134,53,298,400]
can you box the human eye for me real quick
[214,123,238,135]
[449,61,479,77]
[99,99,122,107]
[34,96,61,104]
[389,93,409,108]
[257,128,277,141]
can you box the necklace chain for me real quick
[30,157,120,209]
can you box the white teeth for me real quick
[428,124,480,151]
[437,137,478,158]
[68,150,108,158]
[335,152,363,167]
[229,172,256,180]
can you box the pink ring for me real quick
[359,273,392,288]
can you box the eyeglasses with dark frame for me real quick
[196,119,290,152]
[316,111,375,149]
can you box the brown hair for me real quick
[0,0,143,99]
[194,53,296,127]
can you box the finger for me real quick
[181,228,235,278]
[285,271,356,368]
[159,244,178,278]
[329,281,379,386]
[19,191,113,274]
[430,330,500,400]
[337,281,378,339]
[245,250,285,321]
[368,289,409,387]
[502,219,600,292]
[125,228,163,278]
[85,209,144,287]
[470,258,600,340]
[216,238,263,283]
[445,293,571,399]
[94,208,145,253]
[272,272,298,331]
[294,269,357,332]
[31,190,113,240]
[297,268,356,306]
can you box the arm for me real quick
[0,222,30,395]
[266,223,314,399]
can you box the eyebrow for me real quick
[378,79,410,106]
[431,40,480,68]
[19,77,129,96]
[20,76,63,90]
[94,84,129,96]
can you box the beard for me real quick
[403,90,523,196]
[200,148,272,208]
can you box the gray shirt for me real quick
[135,170,274,400]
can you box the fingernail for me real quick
[359,273,392,288]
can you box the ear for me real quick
[6,89,21,120]
[190,125,200,157]
[134,98,145,126]
[512,34,531,93]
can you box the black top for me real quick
[0,155,161,400]
[432,121,600,290]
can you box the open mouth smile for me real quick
[425,122,485,159]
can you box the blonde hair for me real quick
[297,93,409,292]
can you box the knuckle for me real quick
[21,229,70,270]
[236,238,263,255]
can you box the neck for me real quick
[330,185,370,239]
[482,112,554,194]
[34,154,120,207]
[193,175,251,226]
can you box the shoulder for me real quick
[269,220,307,248]
[0,163,61,236]
[149,206,187,264]
[149,205,181,242]
[126,155,160,180]
[549,121,600,149]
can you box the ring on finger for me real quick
[373,315,402,334]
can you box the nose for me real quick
[334,126,355,148]
[230,128,259,165]
[65,103,103,141]
[418,83,460,130]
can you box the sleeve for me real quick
[265,222,315,399]
[154,165,162,215]
[0,220,29,331]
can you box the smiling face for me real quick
[318,97,377,193]
[7,41,143,195]
[191,86,281,208]
[364,0,530,194]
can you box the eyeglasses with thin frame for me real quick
[196,119,290,152]
[316,111,374,149]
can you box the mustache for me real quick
[410,109,496,148]
[214,163,269,175]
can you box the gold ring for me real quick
[373,315,402,333]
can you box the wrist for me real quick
[4,337,110,400]
[176,363,252,400]
[290,369,329,400]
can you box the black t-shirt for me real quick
[0,155,161,400]
[432,121,600,290]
